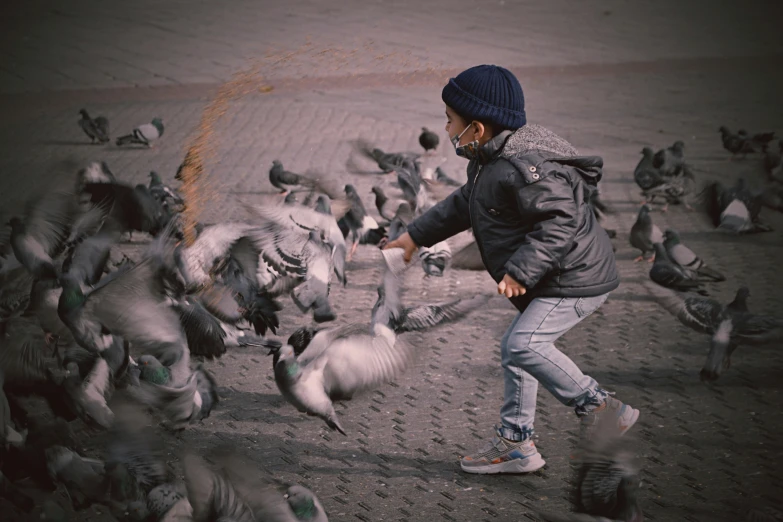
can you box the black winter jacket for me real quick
[407,124,619,313]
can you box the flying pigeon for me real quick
[78,109,110,144]
[371,185,410,221]
[351,139,420,173]
[662,229,725,282]
[116,118,164,147]
[642,164,696,211]
[419,127,440,153]
[628,205,662,262]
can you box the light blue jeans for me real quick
[498,294,610,442]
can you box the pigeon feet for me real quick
[648,254,656,263]
[633,255,645,263]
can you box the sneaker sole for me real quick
[460,453,546,475]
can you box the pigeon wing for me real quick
[397,294,490,333]
[174,297,227,359]
[24,191,79,257]
[183,453,256,522]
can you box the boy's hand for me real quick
[498,274,526,298]
[382,232,419,263]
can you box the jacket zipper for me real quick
[469,164,493,275]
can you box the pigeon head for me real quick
[672,141,685,152]
[151,118,164,132]
[284,192,299,205]
[663,229,680,245]
[79,109,90,118]
[8,216,24,231]
[271,160,282,170]
[58,283,86,312]
[371,148,385,159]
[138,355,164,368]
[641,147,654,157]
[344,184,358,196]
[370,185,384,198]
[637,205,651,221]
[285,485,319,519]
[314,195,331,214]
[718,126,729,134]
[732,286,751,307]
[363,226,387,246]
[149,171,162,184]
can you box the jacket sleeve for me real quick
[503,173,578,288]
[407,184,472,248]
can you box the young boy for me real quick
[384,64,638,474]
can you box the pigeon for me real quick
[628,205,662,262]
[351,139,420,173]
[419,240,452,277]
[451,239,484,271]
[652,140,685,176]
[148,172,183,206]
[719,126,756,159]
[390,293,489,334]
[116,118,164,147]
[45,445,108,509]
[649,243,707,295]
[642,164,696,211]
[748,131,776,150]
[419,127,439,153]
[241,201,340,322]
[704,180,771,234]
[662,229,725,282]
[539,413,642,522]
[9,191,78,279]
[82,181,173,239]
[78,109,111,144]
[77,161,117,189]
[340,184,384,261]
[268,161,340,199]
[633,147,664,193]
[371,185,410,221]
[434,166,462,186]
[268,249,417,434]
[285,484,329,522]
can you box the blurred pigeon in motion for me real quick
[338,184,386,260]
[652,140,685,177]
[389,293,490,334]
[183,450,328,522]
[78,109,110,144]
[268,161,340,199]
[268,248,418,435]
[419,240,451,277]
[703,179,771,234]
[434,166,462,186]
[646,284,782,381]
[539,413,643,522]
[351,139,420,173]
[628,205,662,263]
[148,172,183,207]
[419,127,439,154]
[649,243,708,295]
[8,191,79,279]
[642,164,696,211]
[719,126,755,159]
[116,118,164,147]
[77,161,116,190]
[662,229,725,282]
[45,445,108,509]
[371,185,410,221]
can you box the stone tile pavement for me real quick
[2,1,783,521]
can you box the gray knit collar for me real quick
[479,124,579,163]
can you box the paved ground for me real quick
[2,1,783,521]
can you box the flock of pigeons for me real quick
[0,110,778,521]
[627,129,783,385]
[0,117,502,521]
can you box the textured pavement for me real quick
[2,1,783,521]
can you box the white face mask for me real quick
[450,122,480,160]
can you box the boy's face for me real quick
[445,106,475,146]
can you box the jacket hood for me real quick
[497,124,604,185]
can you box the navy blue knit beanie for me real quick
[442,65,526,130]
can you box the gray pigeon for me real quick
[419,127,439,153]
[149,172,183,206]
[642,164,696,211]
[662,229,725,282]
[78,109,110,144]
[633,147,664,193]
[371,185,410,221]
[419,240,452,277]
[704,180,771,234]
[286,484,329,522]
[352,139,420,173]
[9,191,78,279]
[116,118,164,147]
[45,445,107,508]
[628,205,662,262]
[649,243,707,295]
[268,161,340,199]
[652,140,685,176]
[269,249,418,434]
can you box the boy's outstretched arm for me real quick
[406,184,472,248]
[504,174,578,288]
